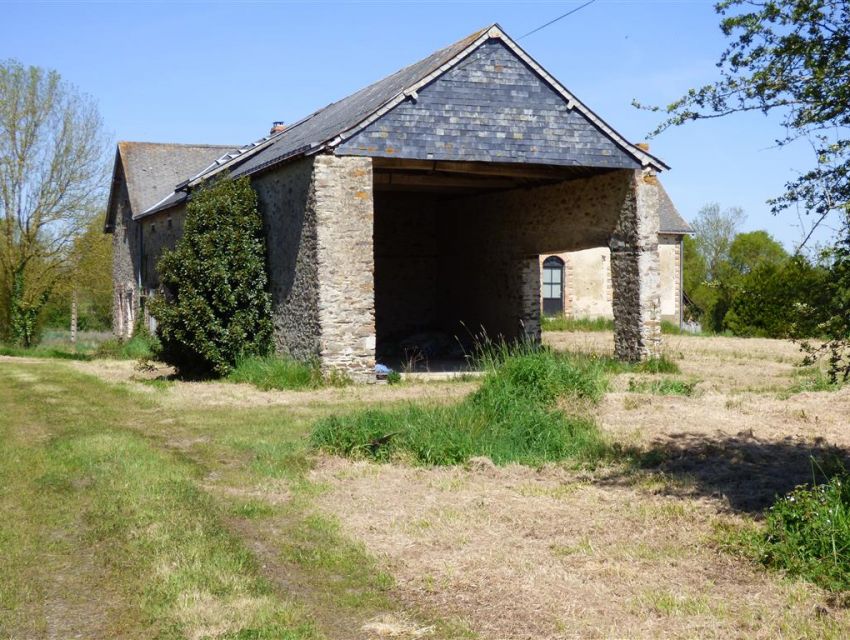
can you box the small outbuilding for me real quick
[106,24,672,378]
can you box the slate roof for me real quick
[104,142,236,229]
[658,182,693,235]
[142,24,667,217]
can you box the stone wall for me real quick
[313,155,376,378]
[135,155,376,378]
[137,206,186,333]
[110,164,139,339]
[139,206,186,291]
[437,167,661,360]
[610,169,662,361]
[253,157,322,362]
[130,158,660,375]
[112,164,139,338]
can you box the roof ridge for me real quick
[118,141,236,149]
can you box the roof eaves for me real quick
[139,190,186,218]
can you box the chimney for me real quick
[636,142,650,152]
[270,121,286,134]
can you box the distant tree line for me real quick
[684,203,835,340]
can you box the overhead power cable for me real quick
[518,0,599,39]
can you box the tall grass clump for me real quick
[226,355,323,391]
[311,342,610,466]
[743,469,850,592]
[94,329,159,360]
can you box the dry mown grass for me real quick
[305,332,850,639]
[69,358,476,409]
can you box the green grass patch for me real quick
[228,355,323,390]
[136,377,174,390]
[541,315,614,332]
[0,364,317,639]
[628,377,697,396]
[0,344,93,360]
[633,355,681,374]
[279,512,395,610]
[542,316,698,337]
[780,366,843,398]
[229,500,277,519]
[0,329,114,361]
[723,468,850,592]
[226,355,353,391]
[312,344,610,466]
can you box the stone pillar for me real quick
[518,256,541,342]
[313,155,376,380]
[610,168,662,361]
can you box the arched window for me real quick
[542,256,565,316]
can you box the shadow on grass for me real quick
[615,431,850,514]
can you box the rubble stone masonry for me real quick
[610,168,662,361]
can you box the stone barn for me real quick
[106,24,670,379]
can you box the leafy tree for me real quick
[149,175,273,377]
[639,0,849,225]
[801,238,850,381]
[691,203,746,280]
[0,60,107,346]
[728,230,788,274]
[41,213,113,331]
[639,0,850,376]
[682,234,707,297]
[683,203,745,330]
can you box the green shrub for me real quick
[149,175,274,377]
[386,371,402,385]
[725,257,831,338]
[746,471,850,591]
[227,356,322,391]
[311,344,610,466]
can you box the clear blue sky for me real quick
[2,0,835,250]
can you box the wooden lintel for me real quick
[371,157,586,181]
[373,172,521,190]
